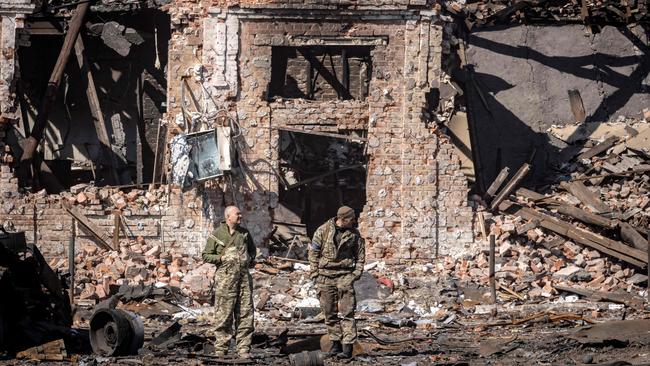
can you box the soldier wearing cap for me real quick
[308,206,365,359]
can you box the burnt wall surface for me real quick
[13,10,169,186]
[466,24,650,186]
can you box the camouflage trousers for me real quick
[317,274,357,344]
[212,263,254,355]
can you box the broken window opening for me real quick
[272,130,367,259]
[269,46,372,101]
[13,10,170,192]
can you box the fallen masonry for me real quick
[0,0,649,364]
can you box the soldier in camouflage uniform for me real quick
[202,205,256,359]
[308,206,365,359]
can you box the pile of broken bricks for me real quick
[441,0,648,28]
[62,183,169,212]
[50,237,218,306]
[465,118,649,307]
[47,119,649,315]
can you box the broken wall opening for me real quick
[269,46,372,101]
[11,9,170,190]
[275,130,367,248]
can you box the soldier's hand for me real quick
[310,271,319,282]
[352,270,362,280]
[342,275,356,288]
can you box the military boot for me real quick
[325,341,342,357]
[336,343,353,359]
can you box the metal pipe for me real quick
[489,234,496,304]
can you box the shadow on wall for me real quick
[465,24,649,187]
[465,66,565,188]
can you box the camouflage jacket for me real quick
[202,222,256,267]
[308,218,365,278]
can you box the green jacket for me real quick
[308,218,365,278]
[202,222,256,267]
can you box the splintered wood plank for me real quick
[560,181,611,214]
[489,163,530,210]
[577,136,618,160]
[619,222,649,252]
[485,167,510,200]
[498,201,646,267]
[568,89,586,123]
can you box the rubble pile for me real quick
[457,119,650,304]
[454,220,646,302]
[443,0,649,28]
[62,184,170,213]
[50,238,216,306]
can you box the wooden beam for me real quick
[113,211,120,250]
[567,89,586,123]
[577,136,618,161]
[136,73,144,185]
[569,165,650,182]
[274,126,367,142]
[484,167,510,201]
[515,187,546,201]
[136,121,143,185]
[62,201,113,251]
[560,181,610,213]
[490,163,530,211]
[68,219,76,307]
[19,2,90,184]
[342,48,349,92]
[287,164,364,190]
[489,235,496,304]
[298,49,352,100]
[555,284,643,308]
[74,35,120,185]
[552,204,617,229]
[516,187,617,229]
[619,222,649,252]
[498,200,647,267]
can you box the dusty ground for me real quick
[2,265,649,366]
[6,307,647,366]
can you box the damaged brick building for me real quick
[0,0,476,264]
[0,0,649,362]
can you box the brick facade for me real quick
[0,1,476,264]
[164,4,475,261]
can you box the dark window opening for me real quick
[269,46,372,101]
[12,10,170,192]
[271,130,367,259]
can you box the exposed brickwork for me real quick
[0,1,476,269]
[268,100,368,131]
[0,183,218,260]
[164,9,475,261]
[0,8,31,123]
[212,0,431,10]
